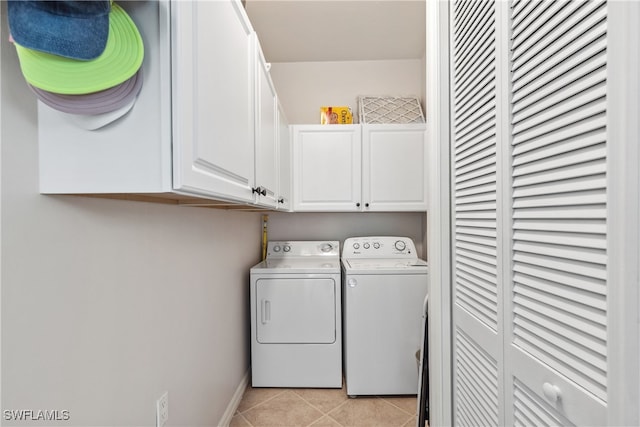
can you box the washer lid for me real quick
[343,258,428,274]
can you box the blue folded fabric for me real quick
[7,0,110,61]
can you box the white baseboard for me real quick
[218,370,250,427]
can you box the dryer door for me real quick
[255,277,336,344]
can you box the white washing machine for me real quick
[250,241,342,388]
[342,236,428,396]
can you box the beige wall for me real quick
[0,7,261,425]
[271,59,424,124]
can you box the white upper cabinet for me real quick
[38,1,174,195]
[253,42,278,208]
[172,0,256,202]
[38,0,293,208]
[362,124,427,211]
[277,102,292,211]
[292,125,362,212]
[292,124,427,212]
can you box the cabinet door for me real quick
[362,124,427,211]
[292,125,362,211]
[254,45,278,208]
[171,0,255,202]
[277,102,291,211]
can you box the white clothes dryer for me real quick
[342,236,428,396]
[250,241,342,388]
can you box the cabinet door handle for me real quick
[356,202,361,207]
[365,203,370,208]
[252,186,267,196]
[278,198,284,204]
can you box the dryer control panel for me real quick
[342,236,418,258]
[266,241,340,258]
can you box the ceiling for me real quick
[244,0,426,63]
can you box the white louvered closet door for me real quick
[506,0,608,425]
[451,0,612,425]
[451,0,504,425]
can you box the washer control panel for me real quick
[342,236,417,258]
[266,241,340,258]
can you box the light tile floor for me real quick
[230,384,421,427]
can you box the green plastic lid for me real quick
[14,3,144,95]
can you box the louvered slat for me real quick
[456,164,497,189]
[454,0,493,52]
[511,0,542,31]
[512,1,578,53]
[456,149,496,177]
[456,137,496,169]
[512,68,606,127]
[455,8,494,72]
[512,1,605,77]
[512,0,571,50]
[512,126,606,166]
[454,330,499,426]
[512,96,606,142]
[513,240,607,265]
[514,275,607,325]
[512,35,606,107]
[512,205,606,219]
[455,117,495,149]
[512,190,606,209]
[512,172,606,199]
[514,258,606,293]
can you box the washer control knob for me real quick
[273,245,281,252]
[348,278,357,288]
[283,245,291,252]
[353,243,360,250]
[320,243,334,252]
[395,240,407,251]
[373,242,380,249]
[363,242,370,249]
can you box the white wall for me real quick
[271,59,424,124]
[267,212,427,260]
[1,12,261,427]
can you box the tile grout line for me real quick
[237,388,288,415]
[379,396,419,417]
[293,389,348,416]
[238,412,254,427]
[283,391,326,427]
[323,398,354,427]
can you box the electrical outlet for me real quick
[156,391,168,427]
